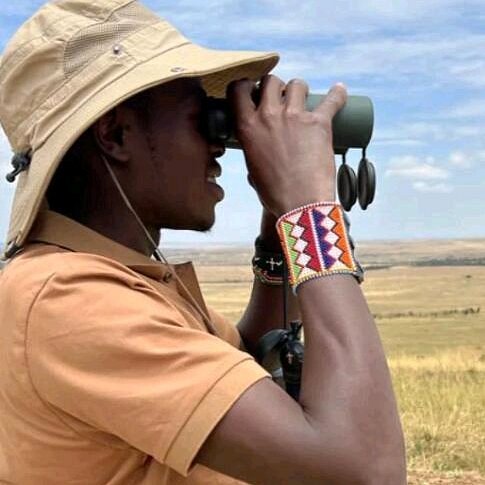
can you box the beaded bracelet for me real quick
[276,202,363,291]
[252,237,284,285]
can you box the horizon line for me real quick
[2,235,485,249]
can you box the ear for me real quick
[92,106,131,163]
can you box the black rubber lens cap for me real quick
[358,158,376,210]
[337,164,357,211]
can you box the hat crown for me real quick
[0,0,167,153]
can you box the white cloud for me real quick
[3,1,484,93]
[413,181,453,193]
[386,155,450,180]
[448,59,485,88]
[449,151,471,168]
[448,149,485,168]
[374,139,425,147]
[149,1,485,91]
[375,120,485,146]
[153,0,484,40]
[444,99,485,119]
[384,149,480,194]
[273,33,485,89]
[454,126,484,137]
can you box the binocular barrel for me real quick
[204,94,374,155]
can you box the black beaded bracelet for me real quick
[252,237,285,285]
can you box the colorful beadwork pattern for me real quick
[276,202,360,290]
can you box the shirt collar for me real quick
[27,210,170,280]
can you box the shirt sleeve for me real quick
[26,260,270,477]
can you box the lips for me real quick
[206,161,224,201]
[206,160,222,183]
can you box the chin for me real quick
[164,210,215,232]
[192,215,216,233]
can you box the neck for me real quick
[78,189,161,257]
[83,211,160,257]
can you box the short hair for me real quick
[46,89,154,221]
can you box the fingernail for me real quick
[335,82,347,89]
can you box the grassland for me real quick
[183,239,485,484]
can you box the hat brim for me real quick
[6,43,279,251]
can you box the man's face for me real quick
[121,77,226,232]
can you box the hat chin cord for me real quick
[100,153,218,336]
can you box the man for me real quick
[0,1,406,484]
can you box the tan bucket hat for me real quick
[0,0,279,258]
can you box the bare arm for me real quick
[196,76,406,484]
[199,276,405,484]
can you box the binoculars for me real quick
[203,90,376,211]
[204,93,374,155]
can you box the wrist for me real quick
[276,191,336,216]
[256,234,282,253]
[259,210,282,252]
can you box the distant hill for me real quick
[1,238,485,270]
[163,238,485,268]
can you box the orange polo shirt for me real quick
[0,211,270,484]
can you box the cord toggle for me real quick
[6,152,31,183]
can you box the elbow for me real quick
[343,442,407,485]
[312,439,407,485]
[300,410,407,485]
[325,459,407,485]
[299,451,406,485]
[356,457,407,485]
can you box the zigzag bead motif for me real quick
[277,202,359,289]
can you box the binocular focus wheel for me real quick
[337,164,357,211]
[358,158,376,210]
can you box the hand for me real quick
[227,75,347,216]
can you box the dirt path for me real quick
[408,471,484,484]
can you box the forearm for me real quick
[298,275,407,483]
[237,278,300,357]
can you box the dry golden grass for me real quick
[196,263,485,483]
[390,351,485,476]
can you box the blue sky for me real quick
[1,0,485,245]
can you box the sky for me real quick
[1,0,485,245]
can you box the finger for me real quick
[226,78,257,120]
[258,74,285,109]
[284,78,309,112]
[314,83,348,119]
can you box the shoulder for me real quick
[1,244,173,324]
[3,243,149,291]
